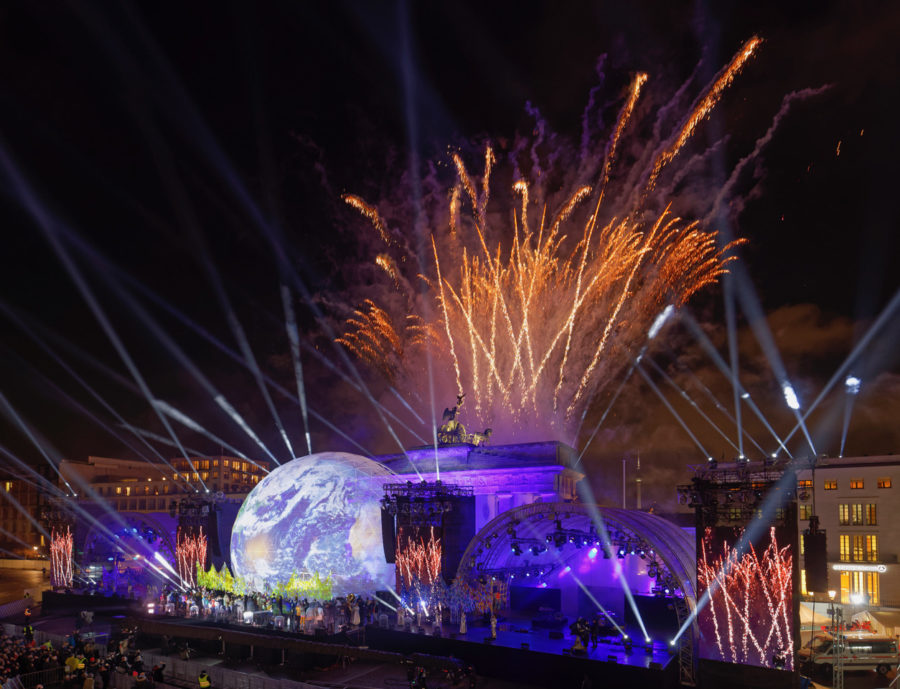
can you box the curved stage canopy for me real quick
[455,502,697,642]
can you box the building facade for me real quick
[59,455,270,513]
[376,441,584,531]
[0,466,53,558]
[797,455,899,607]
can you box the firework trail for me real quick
[336,39,761,439]
[50,527,74,589]
[176,528,208,588]
[698,526,793,669]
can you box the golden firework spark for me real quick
[337,40,758,436]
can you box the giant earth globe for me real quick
[230,452,395,595]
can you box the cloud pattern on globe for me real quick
[230,452,395,596]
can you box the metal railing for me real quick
[14,667,64,689]
[0,598,30,619]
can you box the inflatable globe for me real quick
[230,452,395,595]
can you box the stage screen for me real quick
[697,524,795,670]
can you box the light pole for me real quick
[828,589,843,689]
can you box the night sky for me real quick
[1,0,898,508]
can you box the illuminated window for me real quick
[839,534,850,562]
[850,479,864,489]
[212,471,218,479]
[252,475,259,483]
[4,481,11,492]
[798,504,812,520]
[851,504,863,526]
[824,480,837,490]
[865,504,876,525]
[125,486,131,496]
[163,484,170,494]
[851,570,864,597]
[865,534,878,561]
[800,569,807,595]
[877,478,891,489]
[213,460,219,467]
[223,459,230,467]
[797,479,813,489]
[866,572,880,605]
[242,462,249,472]
[852,535,865,561]
[729,507,742,521]
[800,536,805,555]
[116,486,122,495]
[839,504,850,525]
[201,472,209,481]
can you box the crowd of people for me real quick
[0,623,171,689]
[158,587,387,635]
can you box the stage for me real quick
[133,612,679,688]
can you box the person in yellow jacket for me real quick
[198,669,212,688]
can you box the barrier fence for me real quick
[0,599,30,620]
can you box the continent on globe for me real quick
[230,452,395,596]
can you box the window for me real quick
[223,459,230,467]
[797,479,813,489]
[800,569,807,595]
[851,504,863,526]
[4,481,11,492]
[213,460,219,467]
[877,478,891,489]
[865,504,877,525]
[866,534,878,561]
[838,504,849,525]
[852,535,865,562]
[839,534,850,562]
[116,486,122,495]
[850,479,864,489]
[799,504,812,520]
[824,480,838,490]
[866,572,880,605]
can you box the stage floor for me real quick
[438,620,674,669]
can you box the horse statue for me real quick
[468,428,493,446]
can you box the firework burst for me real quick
[337,39,760,438]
